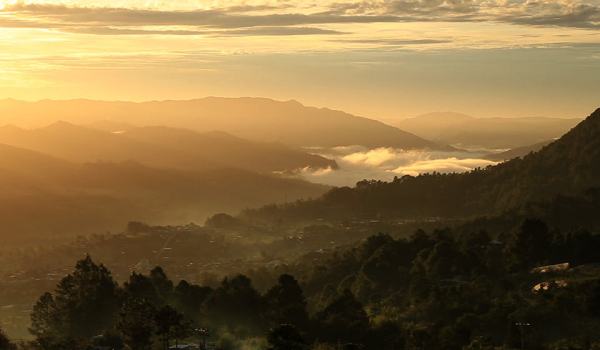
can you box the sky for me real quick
[0,0,599,120]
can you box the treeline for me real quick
[16,217,600,350]
[24,256,310,350]
[240,109,600,223]
[279,220,600,350]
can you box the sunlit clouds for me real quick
[0,0,598,118]
[295,147,498,186]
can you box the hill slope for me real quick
[397,112,580,149]
[0,144,330,246]
[0,98,449,150]
[241,108,600,222]
[485,140,553,161]
[0,122,336,173]
[121,126,337,172]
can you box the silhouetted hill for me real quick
[0,143,77,191]
[397,112,580,149]
[485,140,553,161]
[86,120,137,132]
[121,126,337,172]
[457,187,600,237]
[0,98,450,150]
[0,122,336,172]
[0,144,330,246]
[240,108,600,222]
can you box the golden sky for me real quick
[0,0,599,119]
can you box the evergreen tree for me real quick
[155,305,191,350]
[125,272,161,305]
[504,219,551,271]
[204,275,261,334]
[314,289,370,345]
[29,255,121,344]
[0,327,16,350]
[150,267,174,303]
[116,298,156,350]
[262,274,309,330]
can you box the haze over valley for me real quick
[0,97,588,243]
[1,0,599,348]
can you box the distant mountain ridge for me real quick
[0,122,337,173]
[0,98,451,150]
[396,111,581,149]
[485,140,553,161]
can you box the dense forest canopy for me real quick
[11,214,600,350]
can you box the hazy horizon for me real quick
[1,0,599,120]
[0,96,590,122]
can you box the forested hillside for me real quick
[10,214,600,350]
[0,143,330,246]
[241,108,600,223]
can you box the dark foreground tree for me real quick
[117,298,156,350]
[204,275,262,334]
[504,219,551,271]
[314,289,370,345]
[29,255,121,347]
[0,327,16,350]
[262,274,309,329]
[155,305,191,350]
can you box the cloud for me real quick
[343,147,400,166]
[497,1,600,29]
[0,0,598,37]
[389,157,497,176]
[217,26,346,36]
[294,147,497,187]
[330,38,453,45]
[0,3,399,28]
[64,26,345,36]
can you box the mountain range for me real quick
[395,112,580,149]
[0,122,336,173]
[485,140,553,161]
[0,98,449,150]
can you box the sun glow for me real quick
[0,0,597,117]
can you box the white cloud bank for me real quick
[295,146,497,187]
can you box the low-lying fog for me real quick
[294,146,499,187]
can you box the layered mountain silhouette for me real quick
[241,108,600,222]
[396,112,580,149]
[0,98,450,150]
[0,122,336,173]
[485,140,553,161]
[0,143,330,246]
